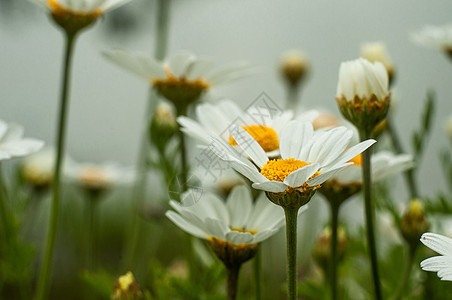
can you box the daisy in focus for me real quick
[178,99,295,157]
[0,119,44,161]
[103,51,252,110]
[166,185,291,246]
[210,120,375,194]
[420,232,452,281]
[412,24,452,57]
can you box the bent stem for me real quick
[385,117,418,199]
[330,202,340,300]
[359,128,382,300]
[284,207,299,300]
[35,32,78,300]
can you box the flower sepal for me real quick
[336,93,390,134]
[265,187,317,210]
[208,237,258,268]
[51,10,99,36]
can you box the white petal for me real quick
[307,163,353,186]
[280,120,313,160]
[252,181,288,193]
[253,229,280,243]
[307,126,350,166]
[204,218,229,240]
[225,230,254,244]
[168,52,196,77]
[420,256,452,281]
[196,103,230,136]
[165,211,208,239]
[186,59,216,80]
[230,125,268,168]
[103,50,165,80]
[283,163,319,188]
[248,194,285,232]
[177,117,211,145]
[421,232,452,256]
[1,123,24,143]
[324,139,376,170]
[205,61,251,85]
[226,185,253,228]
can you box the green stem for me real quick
[123,0,171,271]
[284,207,299,300]
[385,117,418,199]
[0,164,12,243]
[254,247,262,300]
[330,202,340,300]
[286,86,300,115]
[86,192,99,270]
[393,246,415,300]
[35,32,77,300]
[227,264,241,300]
[359,129,382,300]
[176,106,189,192]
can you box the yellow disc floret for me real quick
[261,158,315,182]
[48,0,102,17]
[348,154,362,166]
[230,227,257,235]
[229,125,279,153]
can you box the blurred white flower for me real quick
[166,185,294,245]
[412,24,452,54]
[279,50,310,87]
[103,50,252,107]
[178,99,293,157]
[420,232,452,281]
[361,42,394,81]
[31,0,131,16]
[336,58,389,102]
[0,120,44,161]
[66,161,135,192]
[210,120,375,193]
[328,151,413,186]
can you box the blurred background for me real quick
[1,0,452,298]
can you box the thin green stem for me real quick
[286,86,300,115]
[385,117,418,199]
[0,165,12,243]
[86,193,99,270]
[254,247,262,300]
[330,202,340,300]
[359,129,382,300]
[284,207,299,300]
[123,0,171,271]
[177,119,188,192]
[393,246,415,300]
[35,32,77,300]
[226,264,241,300]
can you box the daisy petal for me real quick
[252,181,288,193]
[230,125,268,168]
[283,163,319,188]
[169,52,195,77]
[225,231,254,244]
[103,50,165,80]
[421,232,452,256]
[226,185,253,228]
[306,163,352,186]
[280,121,313,160]
[165,211,208,239]
[325,139,376,169]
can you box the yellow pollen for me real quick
[229,125,279,153]
[48,0,102,17]
[261,158,318,183]
[348,154,362,166]
[231,227,257,235]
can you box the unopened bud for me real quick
[111,272,142,300]
[313,226,348,272]
[400,199,429,248]
[150,102,177,152]
[280,51,309,87]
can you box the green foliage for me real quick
[412,91,435,163]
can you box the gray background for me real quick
[1,0,451,197]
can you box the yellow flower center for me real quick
[348,153,362,166]
[228,125,279,153]
[48,0,102,17]
[260,158,319,184]
[231,227,257,235]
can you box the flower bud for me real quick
[400,199,429,248]
[111,272,142,300]
[150,102,178,153]
[280,51,309,88]
[313,226,348,272]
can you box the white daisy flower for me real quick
[103,50,251,107]
[166,185,297,245]
[328,151,413,186]
[420,232,452,281]
[178,99,294,157]
[31,0,131,16]
[209,120,376,194]
[66,161,135,192]
[412,24,452,54]
[0,120,44,161]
